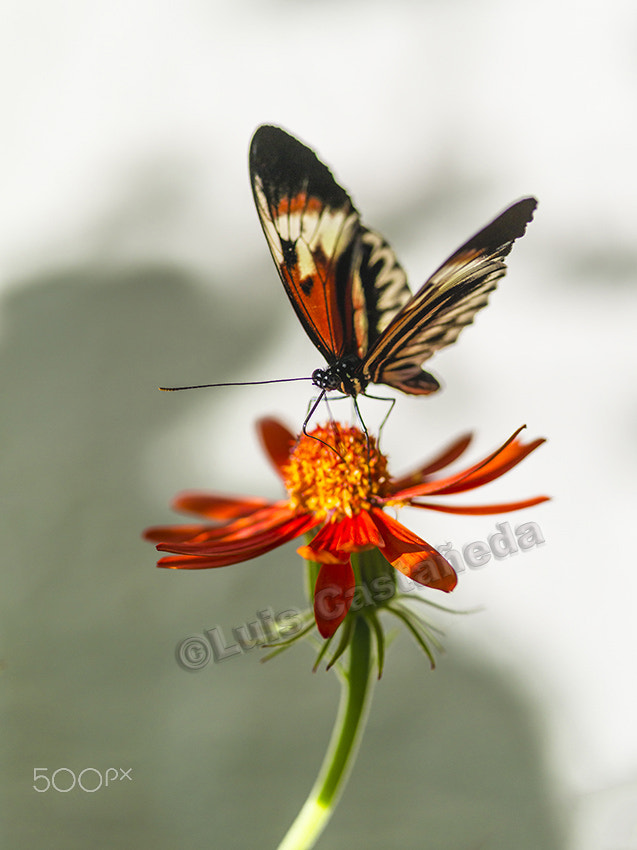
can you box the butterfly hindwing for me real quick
[349,227,413,354]
[363,198,537,394]
[250,125,412,365]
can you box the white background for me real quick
[2,1,636,847]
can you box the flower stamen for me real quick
[283,424,389,522]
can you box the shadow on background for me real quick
[0,257,567,848]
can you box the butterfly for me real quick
[249,124,537,401]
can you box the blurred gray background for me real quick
[1,1,636,848]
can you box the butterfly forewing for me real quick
[363,198,537,393]
[250,125,412,366]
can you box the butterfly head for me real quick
[311,355,368,397]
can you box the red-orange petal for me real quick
[370,509,457,592]
[392,428,545,500]
[143,523,213,544]
[171,491,270,520]
[256,417,296,479]
[407,495,550,515]
[297,512,383,564]
[155,510,318,567]
[297,521,350,564]
[313,561,356,638]
[390,433,473,492]
[157,553,257,569]
[436,437,547,495]
[202,503,299,543]
[150,502,293,549]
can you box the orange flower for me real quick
[144,419,548,640]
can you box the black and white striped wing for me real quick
[348,225,413,356]
[362,197,538,394]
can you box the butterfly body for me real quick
[250,125,537,399]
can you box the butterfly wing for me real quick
[363,197,538,394]
[249,125,412,365]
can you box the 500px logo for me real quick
[33,767,133,792]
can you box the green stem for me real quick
[276,616,375,850]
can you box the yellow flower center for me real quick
[282,423,389,521]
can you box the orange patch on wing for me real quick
[275,192,324,217]
[278,239,352,357]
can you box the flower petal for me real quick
[155,509,319,568]
[144,499,284,546]
[297,522,350,564]
[370,509,457,592]
[392,428,545,499]
[151,502,292,549]
[408,495,550,515]
[171,491,270,520]
[256,417,296,478]
[437,437,547,495]
[313,561,356,638]
[297,512,384,564]
[390,433,473,492]
[143,523,213,544]
[157,507,312,554]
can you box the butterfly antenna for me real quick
[159,377,312,391]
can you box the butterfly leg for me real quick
[302,390,346,459]
[302,390,325,436]
[350,395,377,485]
[352,395,370,444]
[360,392,396,448]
